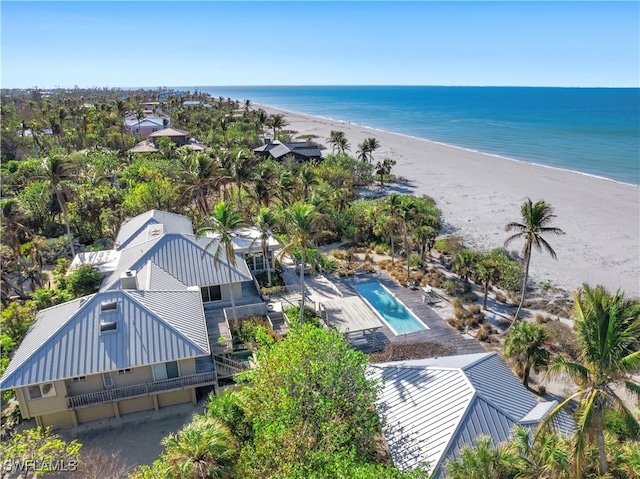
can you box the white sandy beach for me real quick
[260,105,640,296]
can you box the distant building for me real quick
[124,116,170,139]
[128,127,206,154]
[253,140,323,162]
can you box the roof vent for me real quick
[100,300,118,313]
[120,270,138,290]
[146,223,165,239]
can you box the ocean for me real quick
[197,86,640,185]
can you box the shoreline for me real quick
[252,102,639,187]
[255,103,640,297]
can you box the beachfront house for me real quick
[371,352,574,478]
[0,288,215,429]
[253,140,323,162]
[0,210,259,429]
[128,127,206,154]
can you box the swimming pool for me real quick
[353,282,427,335]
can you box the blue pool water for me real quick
[353,282,427,335]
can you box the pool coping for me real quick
[353,281,429,336]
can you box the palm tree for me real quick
[34,154,78,257]
[327,130,350,155]
[503,321,550,388]
[375,158,396,186]
[542,284,640,476]
[134,108,145,140]
[267,114,287,140]
[365,137,380,163]
[445,435,517,479]
[398,196,416,282]
[0,198,31,255]
[198,201,245,328]
[253,207,277,285]
[278,203,321,323]
[508,425,571,479]
[162,415,237,479]
[356,140,370,163]
[474,257,501,310]
[179,153,227,216]
[504,198,564,322]
[384,194,404,265]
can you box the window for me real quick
[118,368,131,375]
[100,300,118,313]
[27,383,56,400]
[102,373,114,388]
[152,361,180,381]
[100,321,118,333]
[200,285,222,303]
[71,376,86,383]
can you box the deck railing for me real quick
[67,372,217,409]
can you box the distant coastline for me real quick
[249,101,640,296]
[199,86,640,185]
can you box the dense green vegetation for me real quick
[131,323,428,478]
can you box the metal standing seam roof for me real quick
[101,234,253,292]
[137,260,189,291]
[0,290,210,390]
[372,352,573,478]
[115,210,194,250]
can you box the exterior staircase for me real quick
[268,310,287,335]
[213,354,250,378]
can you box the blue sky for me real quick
[1,1,638,88]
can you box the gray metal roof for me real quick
[137,260,189,291]
[372,352,574,478]
[0,290,209,389]
[101,234,253,291]
[115,210,193,250]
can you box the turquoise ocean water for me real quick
[197,86,640,185]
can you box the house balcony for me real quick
[67,372,217,409]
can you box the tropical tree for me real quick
[198,201,245,328]
[33,154,78,257]
[328,130,350,155]
[474,256,501,310]
[365,137,381,163]
[267,114,287,140]
[278,203,321,323]
[542,284,640,477]
[356,140,370,163]
[253,207,277,285]
[453,250,478,284]
[398,196,417,281]
[504,198,564,322]
[0,198,31,254]
[445,435,517,479]
[374,158,396,186]
[503,321,550,388]
[384,194,404,265]
[508,425,571,479]
[162,415,238,479]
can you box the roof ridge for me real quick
[124,290,209,354]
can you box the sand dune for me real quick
[261,105,640,296]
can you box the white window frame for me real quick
[27,383,56,400]
[118,368,132,375]
[71,376,87,383]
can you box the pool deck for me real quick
[335,272,486,355]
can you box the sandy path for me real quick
[260,105,640,296]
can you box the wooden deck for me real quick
[336,273,485,355]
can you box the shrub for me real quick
[434,236,465,256]
[544,320,579,359]
[475,323,494,342]
[537,385,547,396]
[495,291,507,303]
[442,280,457,296]
[330,249,345,260]
[373,245,386,255]
[535,314,551,324]
[468,305,482,315]
[446,317,464,331]
[408,253,423,269]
